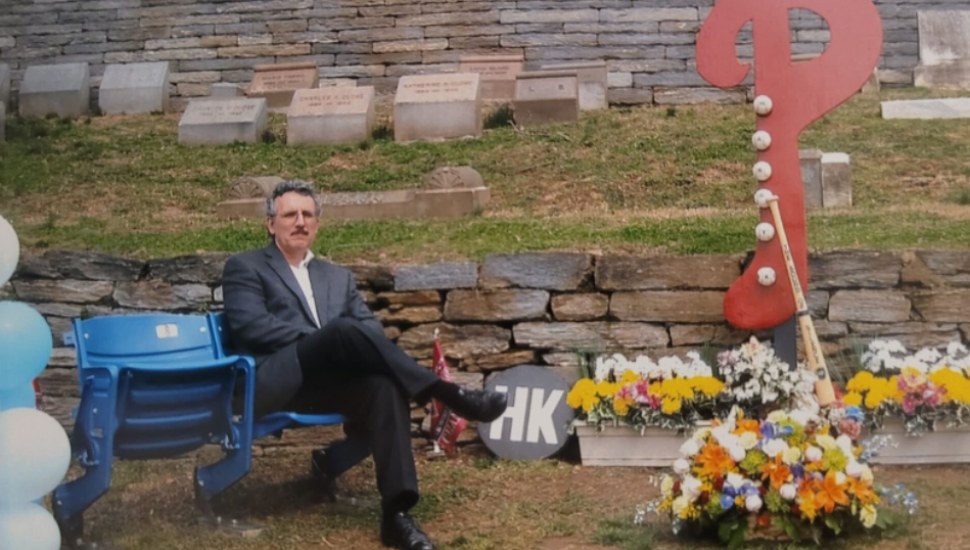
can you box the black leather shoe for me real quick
[309,448,337,503]
[451,388,508,422]
[380,511,434,550]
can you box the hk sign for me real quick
[478,365,573,460]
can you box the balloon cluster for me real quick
[0,215,71,550]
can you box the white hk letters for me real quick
[488,385,564,444]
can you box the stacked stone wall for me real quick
[5,248,970,449]
[0,0,947,110]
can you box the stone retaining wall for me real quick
[4,248,969,449]
[0,0,951,110]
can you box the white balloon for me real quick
[0,408,71,506]
[0,502,61,550]
[0,216,18,287]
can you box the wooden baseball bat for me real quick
[765,197,836,406]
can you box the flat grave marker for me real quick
[177,98,267,145]
[394,73,482,142]
[881,97,970,119]
[287,86,375,145]
[19,62,90,118]
[99,61,170,115]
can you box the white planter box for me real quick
[868,419,970,465]
[575,424,688,467]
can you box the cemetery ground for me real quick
[74,434,970,550]
[4,86,970,549]
[2,86,970,262]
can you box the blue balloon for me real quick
[0,382,36,411]
[0,302,53,391]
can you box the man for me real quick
[221,180,507,550]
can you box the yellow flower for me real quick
[860,504,878,528]
[846,371,875,392]
[566,379,600,413]
[661,396,683,414]
[613,394,632,416]
[843,391,863,407]
[619,370,639,384]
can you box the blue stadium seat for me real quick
[52,312,345,545]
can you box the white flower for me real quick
[661,475,675,496]
[762,438,789,458]
[729,445,746,462]
[836,434,855,456]
[805,446,823,462]
[673,458,690,475]
[782,446,802,465]
[745,494,763,512]
[779,483,797,500]
[680,438,700,457]
[859,463,874,483]
[725,473,746,489]
[738,431,759,450]
[672,496,689,518]
[845,461,864,478]
[682,476,702,502]
[814,434,837,450]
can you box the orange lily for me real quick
[759,454,791,490]
[814,470,850,514]
[695,442,735,478]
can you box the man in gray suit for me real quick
[221,180,507,550]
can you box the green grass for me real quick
[2,87,969,263]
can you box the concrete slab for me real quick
[393,73,482,142]
[458,54,524,102]
[287,86,375,145]
[177,97,267,145]
[513,71,579,127]
[19,62,90,118]
[538,60,608,110]
[99,61,170,115]
[881,97,970,119]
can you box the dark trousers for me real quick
[288,317,439,512]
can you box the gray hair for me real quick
[265,179,322,218]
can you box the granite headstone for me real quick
[538,60,608,110]
[246,62,318,112]
[513,71,579,127]
[915,10,970,89]
[393,73,482,142]
[19,62,90,118]
[287,86,375,145]
[177,98,268,145]
[99,62,170,115]
[457,54,524,102]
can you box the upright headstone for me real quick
[287,86,375,145]
[800,149,824,210]
[177,98,267,145]
[821,152,852,208]
[19,63,90,118]
[914,10,970,89]
[513,71,579,127]
[245,62,318,112]
[393,73,482,142]
[457,54,524,102]
[98,62,170,115]
[538,60,608,110]
[0,64,9,113]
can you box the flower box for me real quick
[868,419,970,465]
[575,424,687,467]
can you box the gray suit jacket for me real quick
[221,244,383,414]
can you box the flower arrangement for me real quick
[716,337,818,418]
[566,338,822,433]
[658,407,882,548]
[843,340,970,436]
[566,351,724,432]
